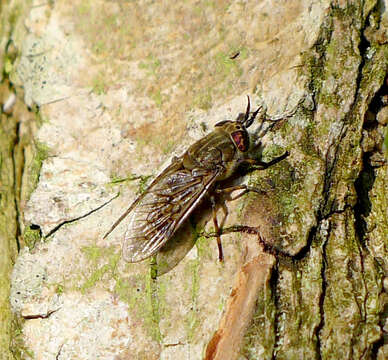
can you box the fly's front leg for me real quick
[210,194,224,262]
[244,150,289,170]
[219,151,289,199]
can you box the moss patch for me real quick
[24,141,50,202]
[183,258,200,341]
[79,245,120,293]
[114,270,162,342]
[22,226,41,250]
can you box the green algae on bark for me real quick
[0,107,19,359]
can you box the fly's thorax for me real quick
[182,120,252,182]
[183,128,237,170]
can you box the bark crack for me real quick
[44,193,119,238]
[315,219,330,360]
[354,108,386,359]
[163,342,184,347]
[11,116,22,251]
[320,121,349,217]
[352,5,387,355]
[22,307,60,320]
[271,261,280,360]
[56,343,64,360]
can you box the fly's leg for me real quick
[216,184,265,201]
[201,152,289,261]
[215,151,289,200]
[210,195,224,262]
[207,186,263,261]
[203,188,288,259]
[244,150,289,170]
[218,197,229,229]
[200,225,289,257]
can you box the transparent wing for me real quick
[122,162,222,262]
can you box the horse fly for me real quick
[103,96,288,262]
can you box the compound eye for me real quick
[231,130,249,152]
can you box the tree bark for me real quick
[0,1,387,359]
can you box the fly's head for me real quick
[214,96,262,153]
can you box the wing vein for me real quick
[122,166,223,262]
